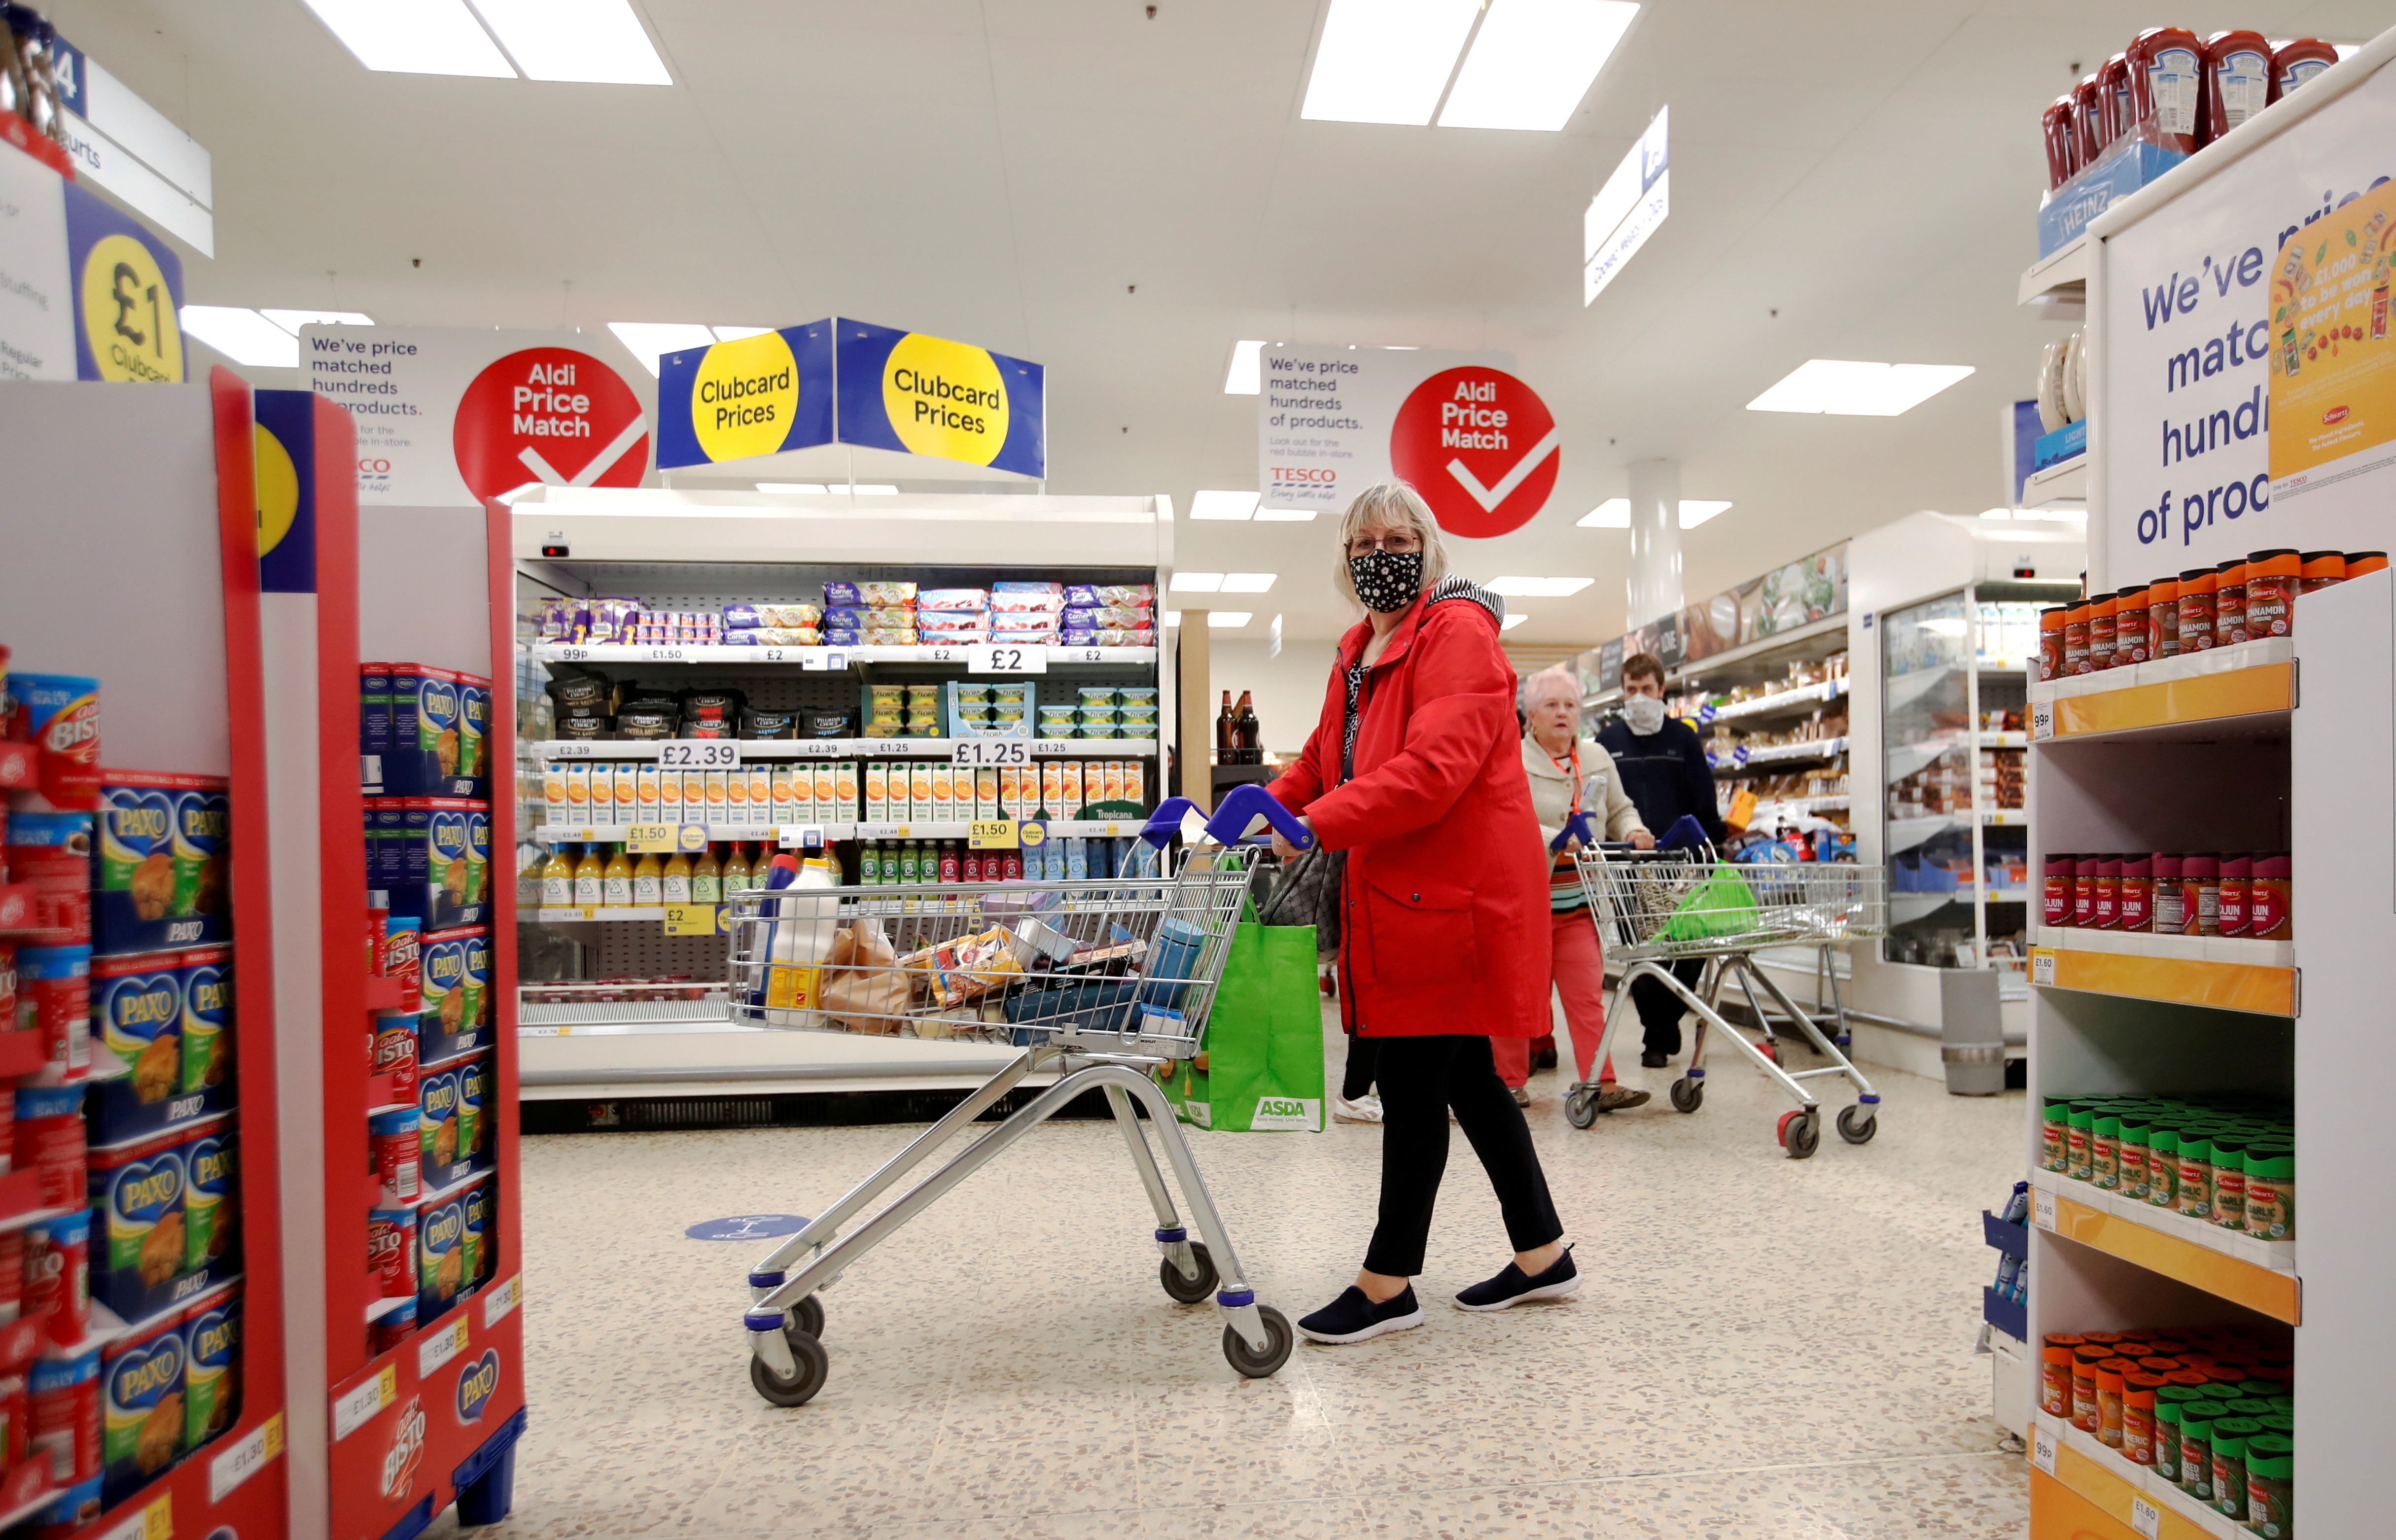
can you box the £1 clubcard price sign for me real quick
[1258,346,1559,536]
[299,325,655,505]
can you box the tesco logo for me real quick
[357,458,392,474]
[1271,468,1336,483]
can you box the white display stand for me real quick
[504,485,1173,1099]
[2011,30,2396,1533]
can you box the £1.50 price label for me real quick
[625,825,677,854]
[968,819,1020,850]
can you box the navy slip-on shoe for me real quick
[1297,1285,1425,1344]
[1453,1245,1580,1312]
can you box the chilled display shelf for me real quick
[2032,1178,2297,1319]
[2028,941,2295,1016]
[531,818,1152,846]
[2033,1413,2249,1540]
[534,737,1157,760]
[530,643,1156,668]
[1692,677,1848,724]
[2030,648,2293,741]
[517,994,727,1032]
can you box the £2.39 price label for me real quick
[659,741,740,770]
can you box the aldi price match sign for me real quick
[653,316,1046,478]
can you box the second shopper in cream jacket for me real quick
[1523,733,1649,889]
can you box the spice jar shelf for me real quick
[2034,1412,2247,1540]
[2030,927,2294,968]
[2026,945,2296,1016]
[2030,650,2293,741]
[2031,1181,2298,1322]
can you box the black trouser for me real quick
[1364,1034,1564,1278]
[1631,959,1706,1055]
[1340,1033,1380,1100]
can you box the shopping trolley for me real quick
[723,784,1307,1407]
[1571,823,1888,1158]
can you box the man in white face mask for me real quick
[1595,652,1726,1067]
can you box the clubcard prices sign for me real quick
[2100,54,2396,575]
[300,325,655,506]
[1258,345,1559,536]
[0,136,186,385]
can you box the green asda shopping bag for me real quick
[1156,919,1326,1132]
[1661,865,1761,944]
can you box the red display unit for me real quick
[274,406,527,1539]
[0,372,292,1539]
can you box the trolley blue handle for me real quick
[1207,783,1314,850]
[1548,809,1597,853]
[1657,814,1712,851]
[1135,785,1315,851]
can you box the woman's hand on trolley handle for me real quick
[1271,816,1314,865]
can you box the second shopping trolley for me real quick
[723,784,1308,1407]
[1573,828,1888,1158]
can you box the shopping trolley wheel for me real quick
[1777,1110,1820,1160]
[793,1295,826,1338]
[1222,1305,1293,1379]
[1565,1086,1600,1129]
[1667,1078,1704,1115]
[749,1329,830,1408]
[1756,1038,1778,1063]
[1161,1242,1219,1305]
[1836,1105,1878,1145]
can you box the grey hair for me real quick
[1332,481,1453,611]
[1522,664,1582,714]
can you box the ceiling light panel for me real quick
[1207,612,1254,628]
[1190,490,1260,521]
[260,309,374,334]
[180,307,300,367]
[1218,573,1277,594]
[1501,613,1530,630]
[1578,499,1630,528]
[1748,360,1975,416]
[1171,573,1226,593]
[1441,0,1638,131]
[607,323,716,375]
[1678,500,1732,528]
[1302,0,1480,126]
[849,485,898,494]
[301,0,516,76]
[1224,340,1267,395]
[470,0,671,84]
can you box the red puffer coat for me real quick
[1268,578,1550,1039]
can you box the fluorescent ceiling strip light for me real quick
[1747,360,1975,416]
[1301,0,1480,125]
[1190,490,1260,521]
[470,0,671,84]
[1487,576,1593,596]
[260,309,373,335]
[711,326,774,341]
[1254,506,1317,522]
[1218,573,1277,594]
[1224,340,1267,394]
[300,0,516,76]
[1171,572,1226,593]
[1501,613,1530,630]
[1678,500,1732,528]
[1441,0,1638,131]
[1207,612,1254,628]
[606,322,717,375]
[180,307,301,367]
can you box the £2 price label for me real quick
[967,643,1046,675]
[663,904,718,936]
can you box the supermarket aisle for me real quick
[442,1049,2028,1539]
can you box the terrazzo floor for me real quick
[439,1018,2032,1539]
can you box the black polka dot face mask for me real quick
[1349,549,1424,613]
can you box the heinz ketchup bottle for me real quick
[2126,27,2204,155]
[2268,38,2340,104]
[2201,31,2271,146]
[2042,95,2079,188]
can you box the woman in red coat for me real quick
[1268,481,1575,1345]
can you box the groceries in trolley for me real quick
[2040,851,2290,938]
[2039,1094,2292,1240]
[2035,1321,2291,1533]
[2038,549,2386,680]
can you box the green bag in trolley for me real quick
[1158,916,1327,1131]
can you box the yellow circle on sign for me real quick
[80,233,183,384]
[883,332,1008,465]
[1019,821,1047,848]
[691,330,798,462]
[678,825,708,853]
[255,424,300,558]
